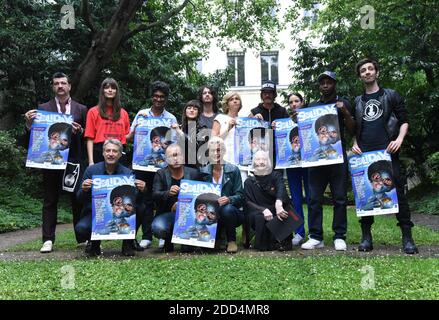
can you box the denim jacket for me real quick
[199,162,245,208]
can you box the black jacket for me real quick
[250,103,289,126]
[354,88,407,142]
[152,166,202,214]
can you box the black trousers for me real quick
[42,170,82,243]
[360,153,414,228]
[307,161,348,241]
[249,211,275,251]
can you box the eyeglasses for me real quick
[371,172,393,186]
[153,94,166,100]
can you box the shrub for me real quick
[426,152,439,186]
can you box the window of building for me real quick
[261,51,278,85]
[227,52,245,87]
[195,59,202,73]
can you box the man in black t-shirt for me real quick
[352,58,418,254]
[301,71,356,251]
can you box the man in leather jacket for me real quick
[351,58,418,254]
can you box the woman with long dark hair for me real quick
[172,99,208,167]
[84,78,130,165]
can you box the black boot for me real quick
[122,240,135,257]
[401,226,418,254]
[358,224,373,252]
[163,239,174,253]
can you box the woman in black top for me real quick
[172,100,208,167]
[244,150,292,251]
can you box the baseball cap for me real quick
[317,71,337,83]
[261,80,277,92]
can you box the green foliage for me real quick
[408,183,439,216]
[0,131,72,233]
[0,183,72,233]
[426,152,439,186]
[0,130,24,177]
[285,0,439,183]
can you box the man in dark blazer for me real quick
[24,72,87,253]
[152,143,202,252]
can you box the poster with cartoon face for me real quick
[297,104,344,167]
[132,116,176,172]
[172,180,221,248]
[26,110,73,169]
[349,150,399,217]
[273,118,301,169]
[235,117,270,170]
[91,175,137,240]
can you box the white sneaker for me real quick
[334,239,347,251]
[292,234,304,246]
[40,240,53,253]
[301,238,324,250]
[139,239,152,249]
[158,239,165,249]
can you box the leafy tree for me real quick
[0,0,280,130]
[285,0,439,182]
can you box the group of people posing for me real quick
[24,57,418,257]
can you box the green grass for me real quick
[0,256,438,299]
[1,206,439,300]
[7,206,439,252]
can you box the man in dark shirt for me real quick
[75,139,147,257]
[152,143,202,252]
[301,71,355,251]
[249,81,290,166]
[352,58,418,254]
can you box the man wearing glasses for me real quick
[127,81,177,250]
[351,59,418,254]
[301,71,355,251]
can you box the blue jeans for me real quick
[307,161,348,241]
[151,212,176,240]
[286,167,310,237]
[217,204,244,242]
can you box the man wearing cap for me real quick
[249,81,289,169]
[24,72,87,253]
[301,71,355,251]
[250,80,289,125]
[351,58,418,254]
[76,139,148,257]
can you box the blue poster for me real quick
[297,104,344,167]
[26,110,73,169]
[273,118,301,169]
[349,150,399,217]
[235,117,270,170]
[91,175,137,240]
[132,116,176,172]
[172,180,221,248]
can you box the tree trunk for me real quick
[71,0,144,101]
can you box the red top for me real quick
[84,106,130,144]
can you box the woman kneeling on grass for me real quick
[244,150,293,251]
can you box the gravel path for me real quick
[0,213,438,261]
